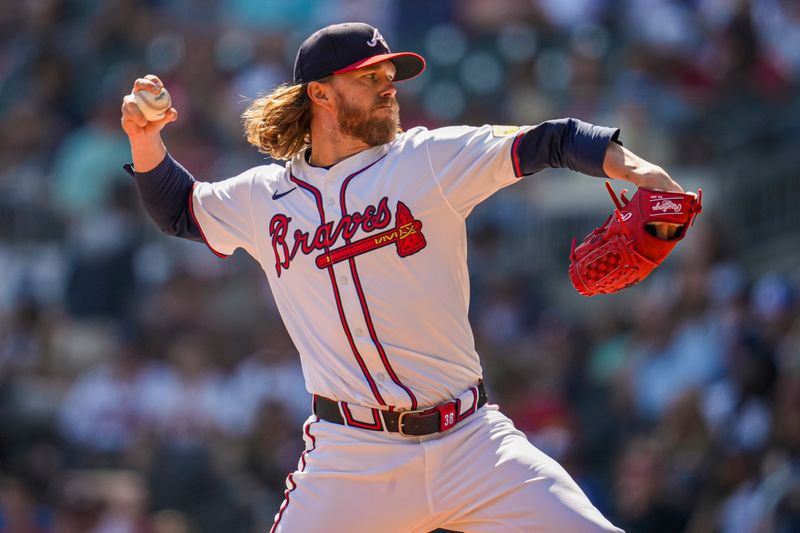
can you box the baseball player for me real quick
[121,22,686,533]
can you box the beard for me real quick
[335,94,400,146]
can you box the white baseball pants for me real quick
[271,404,624,532]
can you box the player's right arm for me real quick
[120,74,202,242]
[121,75,265,257]
[121,75,177,172]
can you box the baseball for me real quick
[134,87,172,122]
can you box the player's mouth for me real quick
[374,98,398,111]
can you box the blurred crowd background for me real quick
[1,0,799,532]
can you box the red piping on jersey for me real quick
[340,160,419,410]
[341,402,383,431]
[270,418,318,533]
[188,182,229,258]
[290,174,387,407]
[511,131,525,178]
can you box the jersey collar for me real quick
[292,141,394,183]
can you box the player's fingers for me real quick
[131,79,154,94]
[141,108,178,135]
[121,96,148,127]
[652,222,681,240]
[121,114,145,136]
[132,77,161,94]
[122,97,147,124]
[636,168,684,193]
[144,74,164,92]
[151,109,177,128]
[144,74,163,86]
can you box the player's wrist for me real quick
[602,143,681,192]
[126,129,162,143]
[129,138,168,174]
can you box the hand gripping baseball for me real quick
[120,75,178,137]
[568,182,702,296]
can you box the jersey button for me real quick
[376,373,387,382]
[327,198,335,206]
[355,327,365,337]
[339,276,348,285]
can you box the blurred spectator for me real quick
[146,445,246,533]
[151,510,193,533]
[612,436,689,533]
[63,180,144,321]
[625,270,724,421]
[138,331,229,446]
[223,345,309,434]
[50,106,131,217]
[751,0,800,80]
[0,475,52,533]
[751,272,797,346]
[240,401,303,530]
[57,330,157,466]
[0,299,46,379]
[711,449,764,533]
[52,472,107,533]
[702,333,777,453]
[52,470,154,533]
[654,390,714,508]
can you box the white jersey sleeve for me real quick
[423,124,524,218]
[190,165,278,257]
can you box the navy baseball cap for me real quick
[293,22,426,84]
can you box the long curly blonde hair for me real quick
[242,83,314,161]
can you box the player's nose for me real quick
[379,81,396,99]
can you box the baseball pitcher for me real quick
[121,22,697,533]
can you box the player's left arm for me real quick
[514,118,683,195]
[425,118,681,220]
[515,119,687,238]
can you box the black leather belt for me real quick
[313,382,487,436]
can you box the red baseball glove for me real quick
[569,182,702,296]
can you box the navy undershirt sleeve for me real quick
[123,154,202,241]
[514,118,620,177]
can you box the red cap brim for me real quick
[333,52,426,82]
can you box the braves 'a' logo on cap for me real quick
[367,28,387,48]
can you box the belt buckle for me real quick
[397,408,429,437]
[397,399,459,436]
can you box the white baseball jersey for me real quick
[190,124,525,415]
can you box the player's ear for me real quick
[307,80,334,111]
